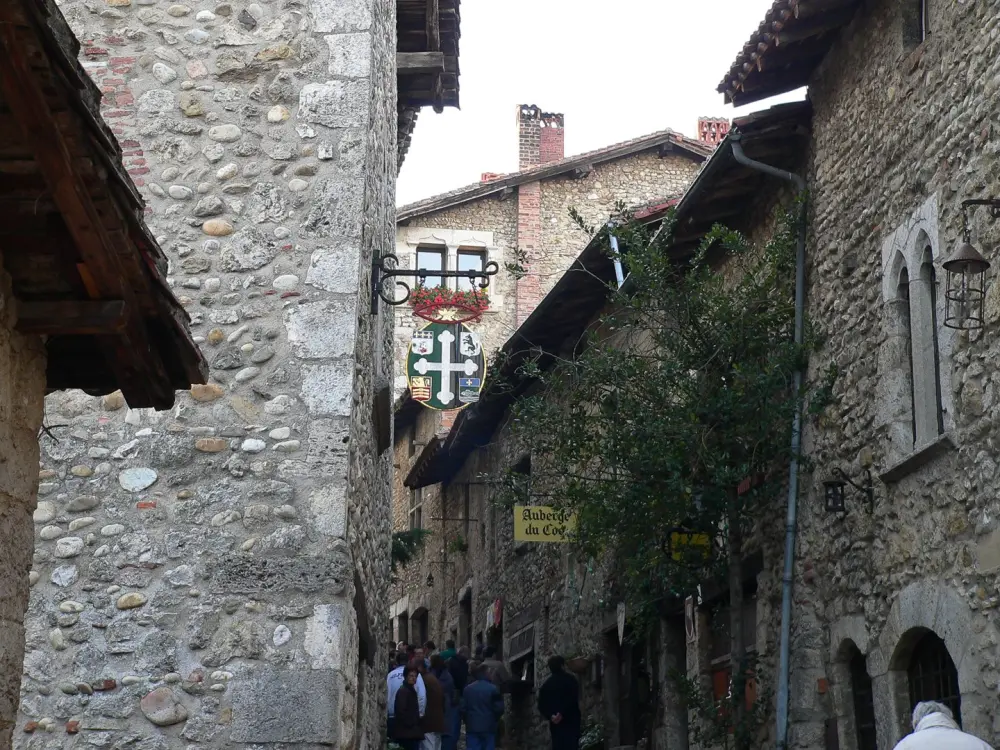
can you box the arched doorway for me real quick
[848,645,878,750]
[906,631,960,726]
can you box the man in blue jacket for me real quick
[460,664,505,750]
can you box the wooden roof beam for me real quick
[0,20,175,408]
[16,300,126,335]
[398,51,445,74]
[774,7,857,45]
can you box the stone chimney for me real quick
[517,104,565,170]
[698,117,731,146]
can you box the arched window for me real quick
[909,244,944,447]
[849,647,878,750]
[907,632,960,726]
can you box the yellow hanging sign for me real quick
[513,506,577,543]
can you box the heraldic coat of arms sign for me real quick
[406,321,486,411]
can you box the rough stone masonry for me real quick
[15,0,397,747]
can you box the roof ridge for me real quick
[397,126,713,218]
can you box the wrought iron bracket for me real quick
[370,253,499,315]
[831,466,874,513]
[960,199,1000,240]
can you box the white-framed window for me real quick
[396,227,503,308]
[416,246,445,289]
[879,194,952,464]
[409,487,423,530]
[457,248,488,292]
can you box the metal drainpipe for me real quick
[608,224,626,288]
[730,133,806,750]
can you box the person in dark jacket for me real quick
[394,665,425,750]
[431,655,459,750]
[538,656,581,750]
[449,646,470,694]
[419,660,447,750]
[460,665,505,750]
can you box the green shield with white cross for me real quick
[406,322,486,411]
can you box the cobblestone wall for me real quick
[16,0,396,746]
[788,1,1000,748]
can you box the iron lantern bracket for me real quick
[830,466,874,513]
[370,253,500,315]
[960,199,1000,240]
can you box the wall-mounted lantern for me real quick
[942,199,1000,330]
[822,467,873,514]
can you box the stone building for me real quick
[14,0,460,747]
[716,1,1000,749]
[389,117,715,665]
[392,102,808,750]
[0,0,206,743]
[392,107,715,395]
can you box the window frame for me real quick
[415,246,446,289]
[456,248,488,293]
[409,487,423,530]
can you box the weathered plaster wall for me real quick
[16,0,395,746]
[788,1,1000,748]
[0,260,47,747]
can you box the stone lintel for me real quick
[878,432,955,484]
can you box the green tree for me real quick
[493,202,833,747]
[391,528,431,573]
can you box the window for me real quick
[456,249,487,292]
[409,488,423,530]
[849,647,878,750]
[416,247,445,289]
[407,430,416,458]
[884,237,944,457]
[707,588,758,710]
[903,0,929,48]
[908,631,960,725]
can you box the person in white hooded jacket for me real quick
[893,701,994,750]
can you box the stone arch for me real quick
[868,581,984,748]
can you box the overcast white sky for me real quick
[397,0,804,206]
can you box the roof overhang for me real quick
[0,0,206,408]
[397,0,461,165]
[717,0,861,106]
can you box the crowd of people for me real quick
[386,640,581,750]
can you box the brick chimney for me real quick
[517,104,565,170]
[698,117,730,146]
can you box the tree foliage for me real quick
[493,200,834,628]
[391,528,431,573]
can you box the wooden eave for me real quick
[397,0,461,165]
[717,0,861,106]
[0,0,207,409]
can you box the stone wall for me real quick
[16,0,396,746]
[0,260,46,747]
[788,0,1000,748]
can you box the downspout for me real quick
[608,224,626,288]
[729,133,806,750]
